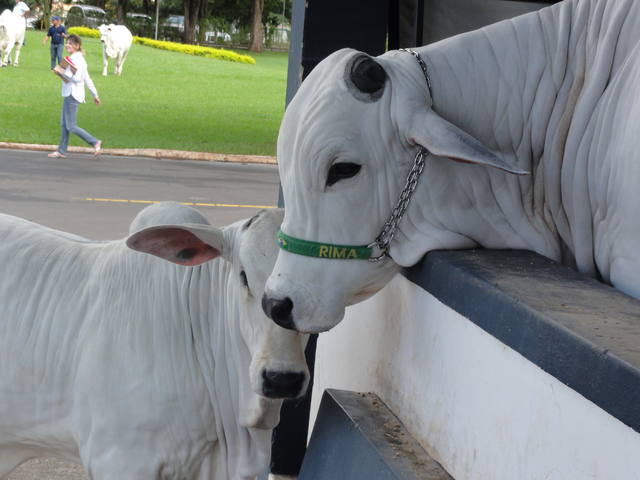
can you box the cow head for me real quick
[98,23,109,41]
[98,24,116,55]
[97,23,112,41]
[262,48,526,333]
[127,205,309,429]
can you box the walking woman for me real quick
[48,35,102,158]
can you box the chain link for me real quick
[368,49,431,262]
[399,48,432,98]
[368,148,427,261]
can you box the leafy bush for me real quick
[133,36,256,64]
[66,27,255,64]
[67,26,101,39]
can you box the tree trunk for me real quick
[142,0,150,16]
[249,0,264,52]
[40,0,52,29]
[183,0,201,44]
[116,0,128,25]
[197,0,207,43]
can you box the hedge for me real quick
[133,36,255,64]
[67,26,100,39]
[66,27,256,65]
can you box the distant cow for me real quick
[0,203,308,479]
[0,9,23,67]
[98,23,132,76]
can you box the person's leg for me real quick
[66,97,99,147]
[57,96,72,155]
[50,44,56,69]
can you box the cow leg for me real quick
[102,50,108,76]
[12,42,21,67]
[1,47,9,66]
[0,448,33,479]
[117,50,129,76]
[80,439,168,480]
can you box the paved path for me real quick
[0,148,280,478]
[0,148,280,239]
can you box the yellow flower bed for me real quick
[66,27,255,65]
[133,37,255,64]
[67,26,101,39]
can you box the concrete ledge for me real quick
[404,249,640,434]
[0,142,277,165]
[299,389,453,480]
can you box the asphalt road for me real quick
[0,148,280,479]
[0,148,280,239]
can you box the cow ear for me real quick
[126,224,225,266]
[410,109,528,175]
[346,54,386,101]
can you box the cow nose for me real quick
[261,294,295,330]
[261,370,306,399]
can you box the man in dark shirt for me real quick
[42,15,67,69]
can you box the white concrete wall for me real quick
[310,275,640,480]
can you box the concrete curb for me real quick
[0,142,278,165]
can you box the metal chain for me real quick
[369,147,427,261]
[368,49,431,262]
[399,48,432,98]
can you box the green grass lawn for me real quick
[0,31,288,155]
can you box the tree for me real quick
[147,0,289,46]
[33,0,53,29]
[183,0,203,44]
[116,0,129,24]
[248,0,263,52]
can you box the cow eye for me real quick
[240,270,249,288]
[326,162,361,187]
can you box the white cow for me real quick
[263,0,640,333]
[0,203,308,480]
[0,9,23,67]
[98,23,132,76]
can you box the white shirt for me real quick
[60,52,99,103]
[12,1,29,17]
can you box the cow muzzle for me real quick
[261,369,307,399]
[261,294,295,330]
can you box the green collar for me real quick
[277,230,377,260]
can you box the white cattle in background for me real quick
[0,9,23,67]
[263,0,640,333]
[0,10,14,66]
[0,203,308,480]
[98,23,132,76]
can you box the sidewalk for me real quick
[0,142,277,165]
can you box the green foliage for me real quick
[134,36,256,63]
[68,26,256,63]
[0,31,287,155]
[67,26,101,38]
[206,0,290,29]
